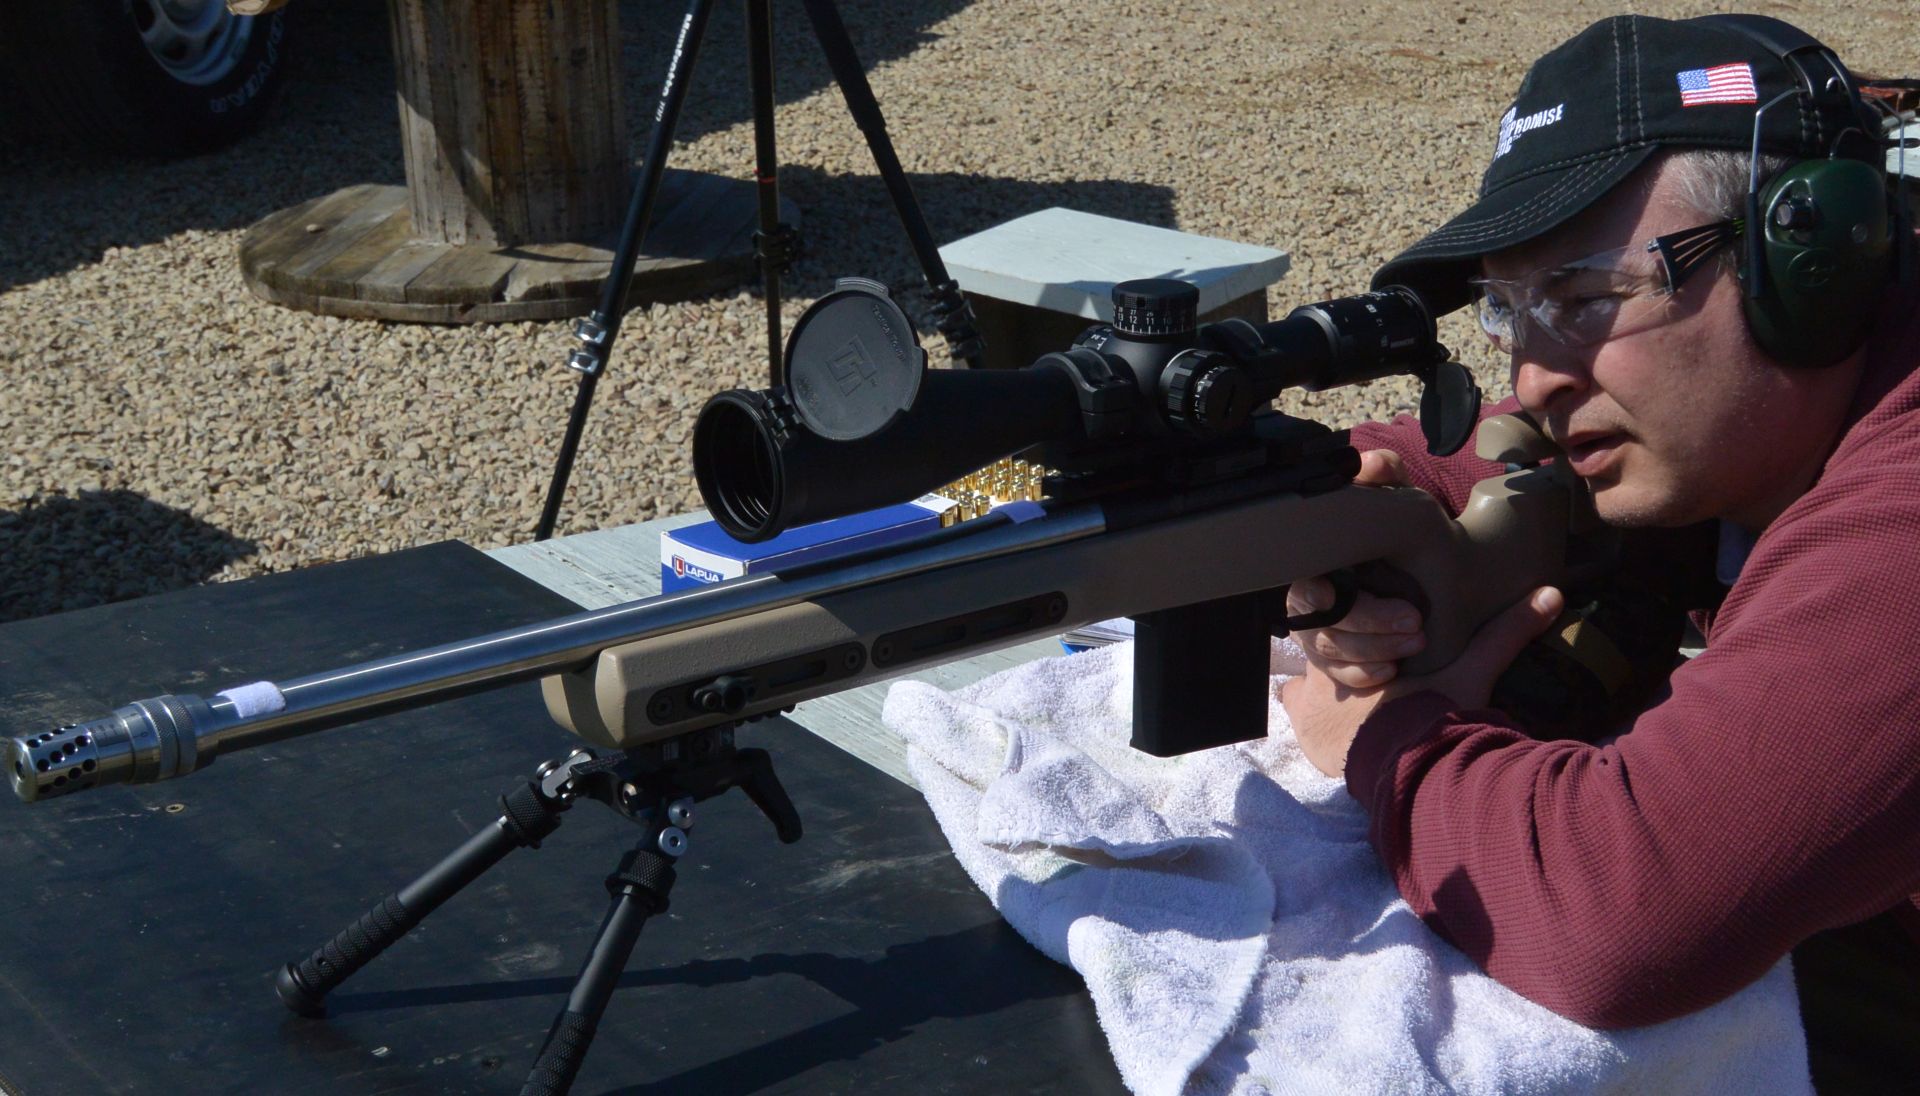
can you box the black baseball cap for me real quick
[1372,14,1875,313]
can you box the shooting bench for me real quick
[938,207,1292,369]
[237,0,790,323]
[0,532,1119,1093]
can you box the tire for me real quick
[0,0,290,157]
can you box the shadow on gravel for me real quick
[0,0,984,293]
[624,0,984,147]
[0,491,256,624]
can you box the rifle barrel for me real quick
[7,506,1106,803]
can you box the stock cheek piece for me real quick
[1372,13,1901,370]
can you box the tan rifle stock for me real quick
[545,414,1594,749]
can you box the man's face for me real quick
[1481,157,1849,530]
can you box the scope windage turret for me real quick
[692,277,1476,543]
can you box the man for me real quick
[1277,13,1920,1089]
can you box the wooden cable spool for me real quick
[239,0,789,323]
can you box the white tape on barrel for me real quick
[216,681,287,719]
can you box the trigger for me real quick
[1280,569,1359,633]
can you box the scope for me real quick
[694,276,1478,542]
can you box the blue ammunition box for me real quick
[660,497,954,592]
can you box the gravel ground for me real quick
[0,0,1911,621]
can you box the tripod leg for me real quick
[276,780,569,1017]
[796,0,985,367]
[744,0,793,390]
[536,0,719,541]
[521,842,678,1096]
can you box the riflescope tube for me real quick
[1232,286,1437,397]
[7,504,1106,803]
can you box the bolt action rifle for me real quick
[8,275,1617,805]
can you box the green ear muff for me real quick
[1743,157,1893,368]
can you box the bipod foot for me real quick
[274,750,595,1016]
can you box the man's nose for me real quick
[1510,341,1592,416]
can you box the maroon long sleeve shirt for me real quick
[1342,297,1920,1030]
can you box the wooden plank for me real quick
[502,240,612,304]
[279,188,409,283]
[240,184,394,297]
[421,0,494,245]
[510,0,558,242]
[299,196,417,299]
[399,243,518,305]
[389,0,442,242]
[387,0,626,250]
[570,0,626,232]
[465,0,518,245]
[351,240,452,303]
[486,514,706,609]
[238,203,325,286]
[241,279,570,324]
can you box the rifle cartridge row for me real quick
[936,457,1052,527]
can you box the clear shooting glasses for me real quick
[1468,219,1742,352]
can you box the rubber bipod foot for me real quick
[275,962,329,1018]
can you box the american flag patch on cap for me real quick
[1676,63,1758,107]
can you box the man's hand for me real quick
[1282,586,1565,778]
[1286,449,1425,689]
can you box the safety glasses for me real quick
[1468,219,1743,351]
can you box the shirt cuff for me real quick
[1343,689,1463,804]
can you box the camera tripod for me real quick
[273,724,802,1096]
[535,0,987,541]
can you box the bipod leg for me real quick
[520,835,680,1096]
[535,0,719,541]
[275,755,585,1017]
[796,0,985,367]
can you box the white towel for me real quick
[882,640,1811,1096]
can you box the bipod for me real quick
[533,0,986,540]
[273,725,803,1096]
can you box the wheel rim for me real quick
[130,0,256,87]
